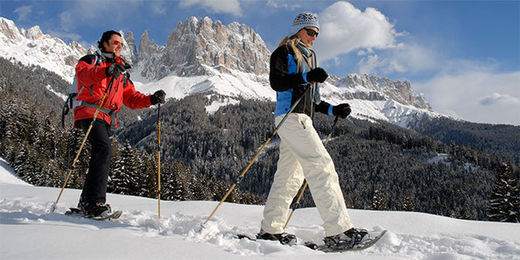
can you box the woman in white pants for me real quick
[257,12,367,249]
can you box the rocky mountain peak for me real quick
[336,74,432,110]
[0,17,24,43]
[138,16,270,80]
[25,26,44,40]
[123,31,138,66]
[0,17,87,83]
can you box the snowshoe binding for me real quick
[256,229,297,245]
[323,228,369,249]
[66,201,122,220]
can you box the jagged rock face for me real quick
[335,74,432,110]
[138,17,270,79]
[123,31,138,66]
[0,18,24,42]
[137,30,165,79]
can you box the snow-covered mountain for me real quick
[0,17,86,83]
[1,157,520,259]
[0,16,441,128]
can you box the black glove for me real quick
[306,67,328,83]
[105,63,127,78]
[150,90,166,105]
[332,103,351,119]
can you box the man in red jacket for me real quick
[74,30,165,217]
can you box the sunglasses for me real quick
[304,28,319,37]
[111,40,125,47]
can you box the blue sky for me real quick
[1,0,519,125]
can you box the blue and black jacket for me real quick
[270,44,333,119]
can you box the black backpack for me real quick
[61,53,102,127]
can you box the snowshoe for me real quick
[305,229,387,252]
[67,201,121,220]
[65,207,122,221]
[256,229,297,245]
[323,227,369,249]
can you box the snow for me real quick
[1,159,520,259]
[133,66,274,102]
[0,158,30,186]
[44,84,67,101]
[205,95,240,115]
[427,153,450,165]
[0,17,86,84]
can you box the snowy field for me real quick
[1,158,519,260]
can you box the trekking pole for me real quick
[283,115,339,229]
[50,76,117,213]
[203,87,311,225]
[157,104,162,219]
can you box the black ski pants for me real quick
[79,119,112,205]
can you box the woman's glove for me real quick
[332,103,351,118]
[306,67,328,83]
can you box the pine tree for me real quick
[140,154,158,198]
[402,192,416,211]
[487,163,520,222]
[371,188,388,210]
[13,144,28,179]
[110,141,141,195]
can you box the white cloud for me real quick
[151,2,167,15]
[58,0,144,31]
[357,42,439,75]
[14,5,32,22]
[315,1,399,62]
[414,68,520,126]
[179,0,242,16]
[266,0,302,9]
[480,93,520,106]
[47,30,82,42]
[359,53,407,74]
[313,1,442,77]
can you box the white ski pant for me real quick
[261,113,354,237]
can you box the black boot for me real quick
[323,228,369,249]
[256,229,297,245]
[78,200,112,218]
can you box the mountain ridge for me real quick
[1,16,441,128]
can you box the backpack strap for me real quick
[76,100,117,126]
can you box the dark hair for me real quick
[98,30,121,51]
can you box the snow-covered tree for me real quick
[109,141,142,195]
[487,163,520,223]
[371,188,388,210]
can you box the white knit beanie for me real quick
[290,12,320,36]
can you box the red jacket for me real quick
[73,54,152,128]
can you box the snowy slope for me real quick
[133,66,274,101]
[1,159,519,260]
